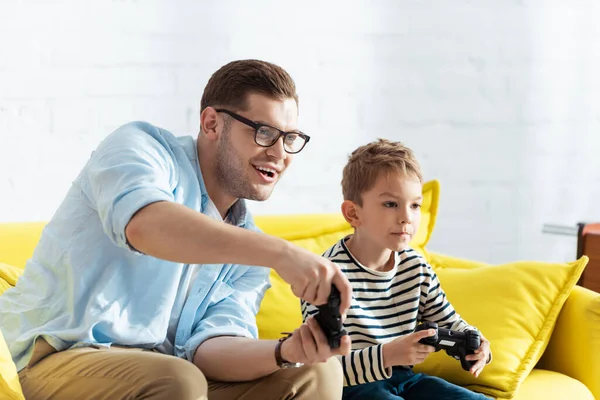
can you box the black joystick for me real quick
[314,285,348,349]
[415,321,480,371]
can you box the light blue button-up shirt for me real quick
[0,121,271,372]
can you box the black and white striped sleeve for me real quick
[301,299,392,386]
[339,344,392,386]
[301,299,316,322]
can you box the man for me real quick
[0,59,352,400]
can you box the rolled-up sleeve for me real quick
[80,122,178,249]
[183,265,271,361]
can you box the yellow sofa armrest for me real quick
[537,285,600,399]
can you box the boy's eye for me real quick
[383,202,397,208]
[412,203,422,210]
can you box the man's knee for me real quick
[312,357,343,383]
[300,358,343,399]
[142,356,207,400]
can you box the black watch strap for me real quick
[275,333,303,369]
[275,334,292,367]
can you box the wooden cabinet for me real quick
[577,223,600,293]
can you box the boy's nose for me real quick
[399,211,412,224]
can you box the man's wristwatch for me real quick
[275,333,304,369]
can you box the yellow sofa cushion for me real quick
[1,263,26,399]
[413,254,588,399]
[0,222,46,269]
[512,369,594,400]
[1,327,25,400]
[255,180,440,340]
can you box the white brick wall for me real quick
[1,0,599,265]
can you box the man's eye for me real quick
[285,134,298,144]
[257,127,275,138]
[383,202,397,208]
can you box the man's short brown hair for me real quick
[342,139,423,206]
[200,59,298,112]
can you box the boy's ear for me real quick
[341,200,361,228]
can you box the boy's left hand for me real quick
[466,334,491,378]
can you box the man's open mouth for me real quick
[254,165,277,178]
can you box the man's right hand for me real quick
[271,243,352,315]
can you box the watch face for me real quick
[281,362,304,369]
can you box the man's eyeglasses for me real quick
[215,109,310,154]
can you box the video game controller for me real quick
[314,285,348,349]
[415,321,480,371]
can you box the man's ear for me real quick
[341,200,361,228]
[200,107,220,141]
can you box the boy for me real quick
[302,139,491,400]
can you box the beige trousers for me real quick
[18,338,343,400]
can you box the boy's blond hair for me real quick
[342,139,423,206]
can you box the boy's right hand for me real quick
[271,243,352,315]
[382,329,437,368]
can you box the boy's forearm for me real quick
[193,337,279,381]
[125,201,291,268]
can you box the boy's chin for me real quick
[389,242,410,252]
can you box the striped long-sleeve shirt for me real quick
[301,237,474,387]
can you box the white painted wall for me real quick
[1,1,599,264]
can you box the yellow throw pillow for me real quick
[0,329,25,400]
[255,180,440,340]
[0,278,11,295]
[0,262,23,289]
[0,262,23,296]
[0,263,26,399]
[410,179,439,259]
[413,255,588,399]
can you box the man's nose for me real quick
[266,137,287,160]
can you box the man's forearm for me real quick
[125,201,290,267]
[193,336,279,382]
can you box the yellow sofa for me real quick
[1,182,599,399]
